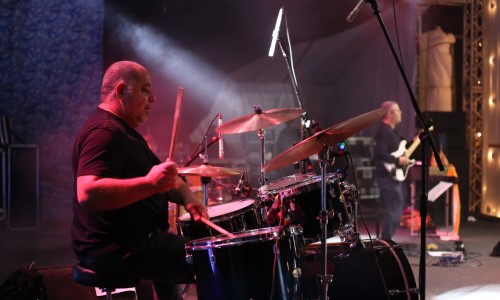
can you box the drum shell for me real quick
[177,199,262,239]
[185,226,304,300]
[258,173,355,241]
[299,239,418,300]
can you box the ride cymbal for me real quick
[262,109,385,172]
[216,107,305,134]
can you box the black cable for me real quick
[185,114,220,166]
[392,0,406,72]
[346,147,391,300]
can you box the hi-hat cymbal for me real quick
[262,109,385,172]
[178,164,243,177]
[216,107,305,134]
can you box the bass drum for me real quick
[300,239,418,300]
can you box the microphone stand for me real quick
[275,25,313,174]
[275,12,332,299]
[364,1,444,299]
[183,136,219,168]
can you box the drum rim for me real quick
[259,173,339,196]
[258,172,316,194]
[185,226,303,250]
[178,198,256,221]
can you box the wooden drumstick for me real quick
[168,87,184,160]
[200,217,236,238]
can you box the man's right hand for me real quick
[398,156,411,167]
[146,161,180,193]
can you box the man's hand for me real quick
[398,156,411,167]
[185,200,208,222]
[146,161,180,193]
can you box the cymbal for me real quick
[178,164,243,177]
[262,109,385,172]
[216,107,305,134]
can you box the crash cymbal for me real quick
[262,109,385,172]
[216,107,305,134]
[178,164,243,177]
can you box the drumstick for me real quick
[168,87,184,160]
[200,217,236,238]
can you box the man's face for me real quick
[390,104,402,125]
[122,68,155,128]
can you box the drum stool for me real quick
[71,263,139,300]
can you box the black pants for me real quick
[81,230,193,300]
[376,176,405,240]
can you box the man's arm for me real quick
[77,161,180,211]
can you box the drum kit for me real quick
[176,107,418,300]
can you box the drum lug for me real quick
[185,253,193,265]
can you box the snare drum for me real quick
[177,199,261,239]
[185,226,304,300]
[258,173,355,241]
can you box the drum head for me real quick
[185,226,303,251]
[178,199,255,221]
[259,173,316,195]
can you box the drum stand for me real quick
[317,152,333,300]
[257,127,267,187]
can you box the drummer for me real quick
[71,61,208,299]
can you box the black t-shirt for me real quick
[71,108,169,260]
[373,122,404,179]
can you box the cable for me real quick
[345,148,391,300]
[392,0,406,72]
[186,114,220,165]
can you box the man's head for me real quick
[380,100,402,128]
[100,61,155,128]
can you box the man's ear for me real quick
[116,82,126,98]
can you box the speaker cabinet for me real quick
[7,145,39,229]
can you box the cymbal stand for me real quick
[317,150,333,300]
[258,128,267,187]
[200,135,211,206]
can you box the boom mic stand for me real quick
[362,1,445,299]
[273,9,314,174]
[271,8,332,299]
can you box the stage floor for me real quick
[1,216,499,299]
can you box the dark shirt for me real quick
[71,108,168,260]
[373,122,404,179]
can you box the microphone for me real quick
[346,0,366,23]
[234,171,245,196]
[268,7,284,57]
[218,114,224,159]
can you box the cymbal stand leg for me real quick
[258,129,267,186]
[318,158,332,300]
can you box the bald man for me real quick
[373,101,411,241]
[71,61,207,299]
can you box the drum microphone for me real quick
[266,195,281,224]
[268,7,284,57]
[218,114,224,159]
[234,171,245,195]
[346,0,366,23]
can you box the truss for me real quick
[463,0,484,213]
